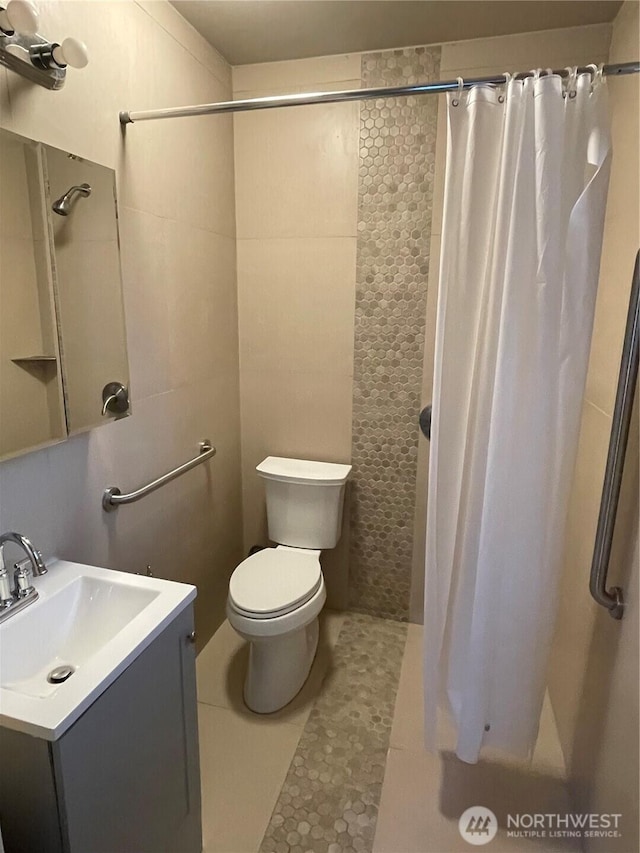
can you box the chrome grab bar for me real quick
[589,251,639,620]
[102,439,216,512]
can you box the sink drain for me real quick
[47,665,75,684]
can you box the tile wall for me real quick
[233,55,360,608]
[0,0,243,646]
[350,46,441,621]
[547,3,639,849]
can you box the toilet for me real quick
[226,456,351,713]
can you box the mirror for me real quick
[0,129,130,461]
[44,145,130,435]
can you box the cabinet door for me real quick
[52,606,201,853]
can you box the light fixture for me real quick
[0,0,89,89]
[0,0,38,36]
[31,36,89,70]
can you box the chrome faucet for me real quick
[0,531,47,576]
[0,532,46,624]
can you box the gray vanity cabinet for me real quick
[0,605,202,853]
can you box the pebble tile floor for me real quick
[196,614,575,853]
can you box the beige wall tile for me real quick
[237,236,356,375]
[118,207,171,401]
[549,15,640,845]
[585,27,640,419]
[607,77,640,222]
[549,401,610,762]
[88,374,242,642]
[234,99,359,239]
[239,369,353,544]
[165,221,239,389]
[233,53,361,93]
[164,114,236,239]
[234,78,362,103]
[440,23,611,74]
[586,214,640,416]
[118,37,236,237]
[234,49,358,607]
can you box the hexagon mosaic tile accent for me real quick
[350,46,441,621]
[260,613,407,853]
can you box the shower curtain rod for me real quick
[119,61,639,124]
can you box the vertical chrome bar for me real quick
[589,251,640,619]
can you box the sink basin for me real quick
[2,576,160,698]
[0,560,196,740]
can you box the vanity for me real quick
[0,559,202,853]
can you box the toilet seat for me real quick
[228,546,322,619]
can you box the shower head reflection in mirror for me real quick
[51,183,91,216]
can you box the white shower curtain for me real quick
[424,71,612,763]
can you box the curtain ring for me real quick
[564,66,578,99]
[528,68,541,95]
[498,71,511,103]
[586,63,599,93]
[588,62,605,92]
[452,76,464,107]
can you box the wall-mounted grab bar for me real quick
[102,440,216,512]
[589,251,639,620]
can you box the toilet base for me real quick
[244,618,319,713]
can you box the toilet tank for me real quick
[256,457,352,550]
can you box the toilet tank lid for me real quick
[256,456,352,486]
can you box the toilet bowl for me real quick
[226,546,326,713]
[226,456,351,714]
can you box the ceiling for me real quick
[170,0,623,66]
